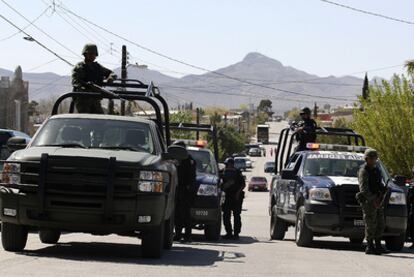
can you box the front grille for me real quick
[331,185,362,218]
[20,156,138,197]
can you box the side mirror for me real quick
[393,175,406,187]
[218,163,226,172]
[281,169,296,180]
[163,145,189,161]
[7,137,28,153]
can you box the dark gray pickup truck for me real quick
[0,113,187,258]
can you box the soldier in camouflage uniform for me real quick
[357,148,388,255]
[71,44,116,114]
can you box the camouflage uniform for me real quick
[358,163,385,240]
[71,44,114,114]
[357,148,388,254]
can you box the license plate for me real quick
[195,210,208,216]
[354,219,365,227]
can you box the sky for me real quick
[1,0,413,79]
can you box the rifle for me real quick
[82,82,126,101]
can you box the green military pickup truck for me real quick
[0,80,186,258]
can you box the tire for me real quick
[163,216,174,250]
[204,212,222,241]
[295,206,313,247]
[1,222,28,252]
[39,229,61,244]
[270,206,287,240]
[385,233,406,251]
[141,224,164,259]
[349,238,364,245]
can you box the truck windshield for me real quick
[303,153,364,177]
[188,149,217,175]
[31,118,155,154]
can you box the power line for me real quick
[1,0,80,58]
[55,3,356,102]
[0,12,73,66]
[0,5,50,42]
[319,0,414,25]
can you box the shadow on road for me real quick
[17,241,245,266]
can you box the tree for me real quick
[323,104,331,112]
[258,99,273,116]
[170,110,194,139]
[362,73,369,100]
[352,74,414,176]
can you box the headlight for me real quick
[309,187,332,201]
[389,192,406,205]
[138,171,164,192]
[1,163,20,185]
[197,184,218,196]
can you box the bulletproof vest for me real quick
[82,62,105,86]
[366,166,383,194]
[223,168,241,195]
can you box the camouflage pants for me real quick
[74,97,103,114]
[362,202,385,240]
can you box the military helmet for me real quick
[364,148,378,159]
[224,157,234,165]
[82,43,98,56]
[300,107,312,115]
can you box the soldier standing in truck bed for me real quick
[71,43,116,114]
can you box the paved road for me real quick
[1,121,414,276]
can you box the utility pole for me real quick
[196,107,200,140]
[121,45,127,115]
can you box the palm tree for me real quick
[405,60,414,76]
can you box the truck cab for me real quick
[269,127,407,251]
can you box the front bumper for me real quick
[0,188,167,234]
[304,202,407,237]
[190,195,221,223]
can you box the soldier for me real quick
[356,149,388,255]
[173,141,196,243]
[222,158,245,240]
[294,107,317,152]
[71,43,116,114]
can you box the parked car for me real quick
[234,157,247,171]
[264,161,275,173]
[248,147,261,157]
[248,176,268,191]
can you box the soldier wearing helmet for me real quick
[294,107,317,152]
[71,43,117,114]
[222,157,245,240]
[357,148,388,255]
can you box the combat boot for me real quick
[365,240,376,255]
[375,239,389,254]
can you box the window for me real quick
[32,118,155,154]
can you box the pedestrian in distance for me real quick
[270,147,273,157]
[222,158,245,240]
[71,43,117,114]
[172,141,196,243]
[294,107,317,152]
[356,148,389,255]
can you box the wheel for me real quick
[385,233,406,251]
[270,206,287,240]
[1,222,28,252]
[349,238,364,245]
[39,229,61,244]
[295,206,313,247]
[204,213,222,241]
[141,223,164,258]
[163,215,174,250]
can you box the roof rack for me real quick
[274,126,366,174]
[51,78,172,145]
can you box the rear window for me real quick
[251,177,266,182]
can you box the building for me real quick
[0,66,29,133]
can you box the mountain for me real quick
[1,53,364,112]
